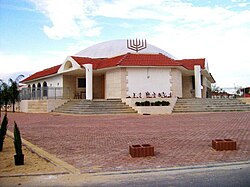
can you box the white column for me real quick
[83,64,93,100]
[194,65,202,98]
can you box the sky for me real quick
[0,0,250,88]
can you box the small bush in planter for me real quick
[140,102,145,106]
[151,102,155,106]
[0,114,8,152]
[155,101,161,106]
[135,102,141,106]
[162,101,170,106]
[14,122,24,165]
[144,101,150,106]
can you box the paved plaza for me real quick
[7,112,250,173]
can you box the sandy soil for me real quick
[0,136,66,176]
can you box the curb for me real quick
[92,160,250,176]
[7,130,81,174]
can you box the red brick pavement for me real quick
[6,112,250,173]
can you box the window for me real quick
[43,81,48,97]
[64,61,73,70]
[78,78,86,88]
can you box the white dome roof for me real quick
[75,39,176,59]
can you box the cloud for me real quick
[0,51,65,76]
[29,0,101,39]
[24,0,250,87]
[150,23,250,87]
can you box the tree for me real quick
[211,84,224,93]
[8,75,24,113]
[0,82,10,114]
[0,114,8,152]
[0,80,3,118]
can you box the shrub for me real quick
[0,114,8,152]
[151,102,155,106]
[161,101,170,106]
[135,102,141,106]
[14,122,23,156]
[144,101,150,106]
[155,101,161,106]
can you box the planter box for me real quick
[224,139,237,150]
[212,139,237,151]
[129,144,154,157]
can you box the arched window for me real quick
[42,81,48,97]
[27,84,31,100]
[32,84,36,99]
[37,83,41,99]
[64,61,73,70]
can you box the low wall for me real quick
[47,99,68,112]
[238,98,250,104]
[122,98,177,114]
[19,99,68,113]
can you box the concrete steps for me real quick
[173,98,250,113]
[53,99,137,115]
[28,100,47,113]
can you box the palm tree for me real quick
[0,80,3,118]
[0,81,10,114]
[8,75,24,113]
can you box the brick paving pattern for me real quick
[7,112,250,173]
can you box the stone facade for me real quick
[170,69,182,98]
[105,68,124,99]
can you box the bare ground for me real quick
[0,136,67,177]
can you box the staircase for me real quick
[53,99,137,115]
[28,100,48,113]
[173,98,250,113]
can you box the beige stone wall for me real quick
[47,99,68,112]
[170,69,182,98]
[122,98,177,114]
[19,99,68,113]
[105,68,124,99]
[27,100,48,113]
[182,76,194,98]
[126,67,171,98]
[238,98,250,104]
[63,75,76,99]
[19,100,28,112]
[202,76,212,98]
[121,68,127,98]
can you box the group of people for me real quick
[130,92,172,98]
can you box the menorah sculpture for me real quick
[127,39,147,52]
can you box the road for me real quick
[86,163,250,187]
[1,162,249,187]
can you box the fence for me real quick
[211,87,250,98]
[20,87,72,100]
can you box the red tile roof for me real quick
[22,53,206,82]
[21,64,61,83]
[176,59,205,70]
[72,53,180,69]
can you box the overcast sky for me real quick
[0,0,249,88]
